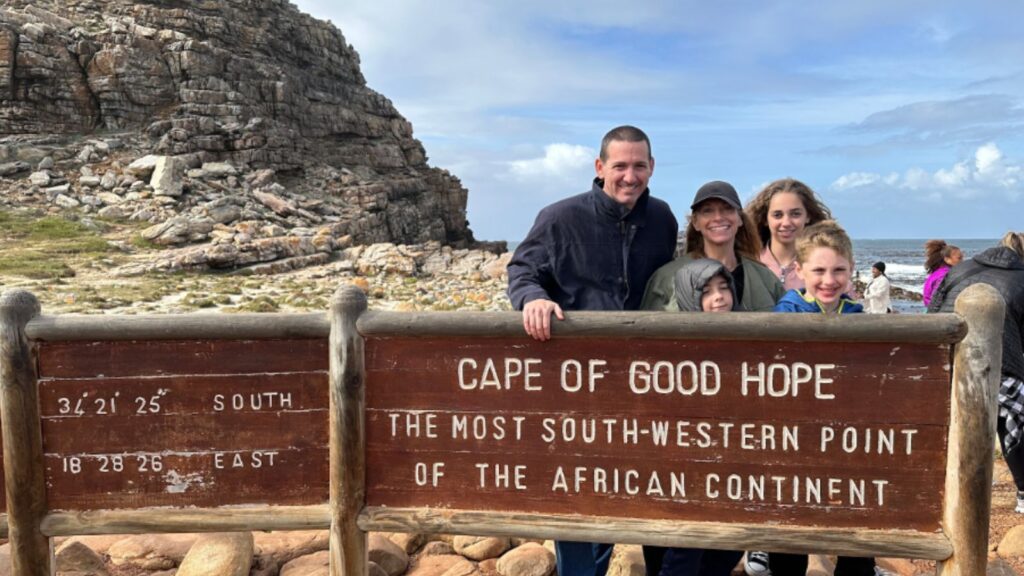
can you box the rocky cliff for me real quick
[0,0,483,272]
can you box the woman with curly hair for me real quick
[745,178,833,289]
[922,240,962,306]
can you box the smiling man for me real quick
[506,126,678,576]
[507,125,678,342]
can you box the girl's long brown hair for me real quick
[745,178,833,246]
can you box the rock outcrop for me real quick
[0,0,481,274]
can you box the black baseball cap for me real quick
[691,180,742,211]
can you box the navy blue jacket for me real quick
[507,180,678,311]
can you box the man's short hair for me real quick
[600,125,652,161]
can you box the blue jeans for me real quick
[555,541,614,576]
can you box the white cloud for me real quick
[508,144,596,181]
[831,172,882,190]
[830,143,1022,200]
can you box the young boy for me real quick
[774,219,862,315]
[769,220,889,576]
[674,257,743,313]
[644,258,745,576]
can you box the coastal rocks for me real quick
[0,0,477,248]
[141,216,215,245]
[150,156,185,197]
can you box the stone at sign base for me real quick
[280,550,329,576]
[175,532,254,576]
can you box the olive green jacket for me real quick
[640,254,785,311]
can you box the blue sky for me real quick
[293,1,1023,241]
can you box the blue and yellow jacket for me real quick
[773,288,863,314]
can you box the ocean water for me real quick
[506,238,1001,314]
[852,238,998,314]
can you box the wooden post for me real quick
[0,290,51,575]
[330,285,368,576]
[938,283,1005,576]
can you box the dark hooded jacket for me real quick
[673,258,742,312]
[507,179,678,311]
[928,246,1024,382]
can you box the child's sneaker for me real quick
[744,551,770,576]
[1016,490,1024,513]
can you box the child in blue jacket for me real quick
[768,220,887,576]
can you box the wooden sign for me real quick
[365,336,951,532]
[37,338,330,511]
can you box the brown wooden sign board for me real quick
[365,336,951,532]
[36,338,330,511]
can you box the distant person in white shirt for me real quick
[863,261,892,313]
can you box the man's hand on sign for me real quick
[523,298,564,341]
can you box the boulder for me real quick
[607,545,645,576]
[28,171,51,186]
[495,542,555,576]
[453,536,510,561]
[201,161,238,177]
[54,194,81,208]
[253,530,329,570]
[150,156,184,197]
[369,533,410,576]
[407,554,480,576]
[988,557,1018,575]
[0,161,31,176]
[54,539,109,575]
[127,154,161,177]
[107,533,199,569]
[141,216,215,245]
[387,532,428,554]
[998,524,1024,556]
[176,532,253,576]
[100,171,117,190]
[421,541,456,556]
[280,550,329,576]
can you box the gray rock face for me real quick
[0,0,475,248]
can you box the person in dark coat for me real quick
[506,125,678,576]
[928,231,1024,512]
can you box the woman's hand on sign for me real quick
[523,299,564,342]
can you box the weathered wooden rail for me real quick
[0,284,1005,576]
